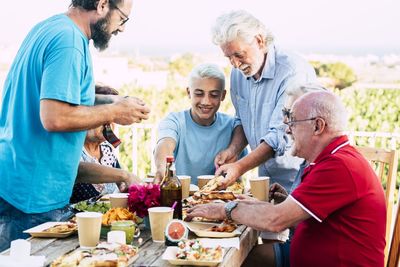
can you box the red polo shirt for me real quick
[290,135,386,267]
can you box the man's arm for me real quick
[40,97,150,132]
[154,138,177,183]
[76,162,141,186]
[214,125,248,168]
[186,197,310,232]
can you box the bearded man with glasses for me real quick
[0,0,150,252]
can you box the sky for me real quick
[1,0,400,56]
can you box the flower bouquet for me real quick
[128,183,160,218]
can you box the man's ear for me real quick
[96,0,109,16]
[314,118,326,135]
[255,34,266,50]
[186,87,191,98]
[221,90,227,101]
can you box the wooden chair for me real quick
[356,146,399,266]
[387,196,400,267]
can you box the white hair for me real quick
[188,63,225,90]
[287,83,328,98]
[300,91,348,133]
[211,10,274,46]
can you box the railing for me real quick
[120,124,400,176]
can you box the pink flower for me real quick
[128,183,160,218]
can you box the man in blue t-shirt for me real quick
[0,0,150,251]
[154,63,245,185]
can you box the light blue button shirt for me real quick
[230,45,317,190]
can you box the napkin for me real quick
[198,237,240,249]
[0,256,46,267]
[260,229,290,242]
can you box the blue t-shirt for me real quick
[0,14,95,213]
[157,110,241,184]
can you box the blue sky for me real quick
[1,0,399,56]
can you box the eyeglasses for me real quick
[109,0,129,26]
[282,107,292,120]
[284,117,317,128]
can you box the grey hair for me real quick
[211,10,274,46]
[300,91,348,133]
[188,63,225,90]
[287,83,328,99]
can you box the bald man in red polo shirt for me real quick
[186,90,386,267]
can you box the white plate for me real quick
[185,222,241,238]
[162,246,223,266]
[23,222,77,238]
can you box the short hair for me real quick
[211,10,274,46]
[95,84,119,95]
[70,0,123,11]
[287,83,327,98]
[300,91,348,133]
[188,63,225,90]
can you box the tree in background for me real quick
[311,61,357,90]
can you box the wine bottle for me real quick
[160,156,182,219]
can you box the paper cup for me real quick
[197,175,214,189]
[178,175,191,199]
[148,207,173,242]
[109,193,128,208]
[249,176,270,201]
[76,212,103,248]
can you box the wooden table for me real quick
[1,225,258,267]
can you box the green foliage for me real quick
[311,61,357,90]
[336,87,400,188]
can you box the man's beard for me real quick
[91,13,112,51]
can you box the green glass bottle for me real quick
[160,156,182,219]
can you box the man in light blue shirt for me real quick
[154,63,245,185]
[0,0,150,252]
[212,10,316,191]
[211,10,316,267]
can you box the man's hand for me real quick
[118,172,141,192]
[185,203,226,222]
[154,169,165,184]
[112,96,150,125]
[214,148,238,169]
[269,183,288,204]
[215,162,242,189]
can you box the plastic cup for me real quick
[148,207,173,242]
[109,193,128,208]
[177,175,191,199]
[249,176,270,201]
[76,212,102,248]
[197,175,214,190]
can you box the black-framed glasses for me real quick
[109,0,129,26]
[284,117,317,128]
[282,107,292,120]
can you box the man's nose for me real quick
[201,94,211,105]
[230,57,241,68]
[285,125,292,135]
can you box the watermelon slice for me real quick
[165,220,188,242]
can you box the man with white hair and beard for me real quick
[0,0,150,251]
[187,91,386,266]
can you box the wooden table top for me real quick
[1,224,258,267]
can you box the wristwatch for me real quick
[224,201,238,221]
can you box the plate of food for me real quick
[185,221,240,238]
[23,222,77,238]
[51,242,139,267]
[162,239,223,266]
